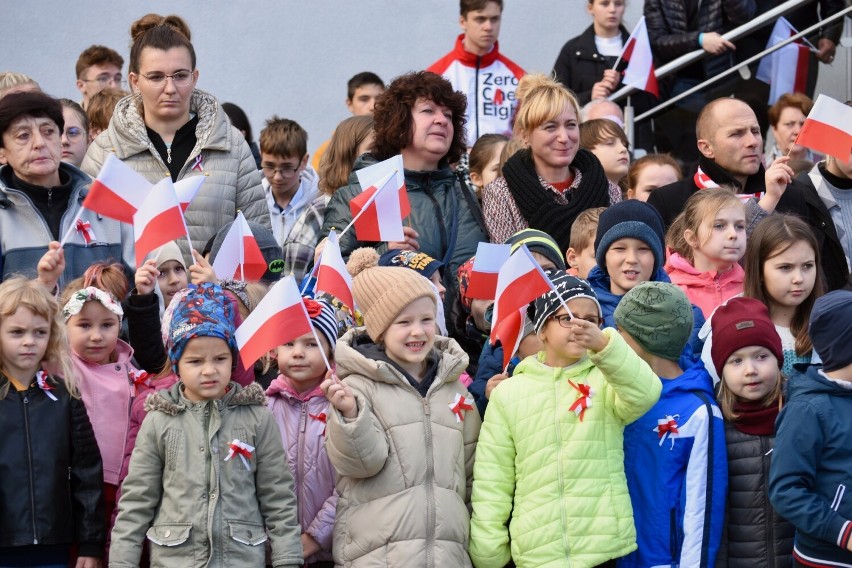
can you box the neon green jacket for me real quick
[469,329,662,568]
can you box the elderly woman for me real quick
[0,91,133,286]
[765,92,820,166]
[483,73,620,251]
[82,13,269,248]
[321,71,487,320]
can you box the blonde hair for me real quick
[497,136,527,173]
[0,278,76,399]
[513,73,580,137]
[318,115,374,195]
[0,71,40,99]
[569,207,606,252]
[666,187,744,263]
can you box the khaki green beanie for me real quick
[352,266,437,341]
[614,281,693,361]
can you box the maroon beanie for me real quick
[710,297,784,376]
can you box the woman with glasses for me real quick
[82,13,269,250]
[321,71,488,329]
[59,99,89,168]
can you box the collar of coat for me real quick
[144,381,266,416]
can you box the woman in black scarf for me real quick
[482,73,620,251]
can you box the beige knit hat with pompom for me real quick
[346,247,437,341]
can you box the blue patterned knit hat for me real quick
[167,283,238,372]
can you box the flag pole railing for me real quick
[623,5,852,125]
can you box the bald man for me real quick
[647,97,849,290]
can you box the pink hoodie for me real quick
[665,252,745,319]
[266,376,337,563]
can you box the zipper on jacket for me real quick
[762,436,775,568]
[22,392,39,544]
[166,146,172,164]
[553,376,572,560]
[297,402,307,525]
[47,187,52,208]
[422,397,436,568]
[422,177,448,253]
[474,56,481,142]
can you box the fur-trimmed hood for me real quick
[144,381,266,416]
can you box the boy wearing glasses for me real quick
[259,116,325,280]
[470,271,661,567]
[75,45,124,110]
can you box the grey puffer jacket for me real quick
[717,422,794,568]
[325,331,481,568]
[109,382,303,568]
[321,154,487,324]
[82,90,270,248]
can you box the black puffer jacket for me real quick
[644,0,756,77]
[718,422,794,568]
[0,376,105,557]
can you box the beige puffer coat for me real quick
[82,90,270,248]
[325,331,481,568]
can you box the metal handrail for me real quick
[632,5,852,123]
[609,0,815,103]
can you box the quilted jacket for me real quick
[82,90,270,249]
[469,329,662,568]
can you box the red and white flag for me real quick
[489,245,553,371]
[83,154,151,223]
[235,276,313,368]
[174,177,204,212]
[466,242,511,300]
[619,16,659,98]
[796,94,852,161]
[756,17,810,104]
[133,178,187,267]
[348,155,411,242]
[316,230,355,313]
[211,211,267,281]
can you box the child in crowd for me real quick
[580,118,631,190]
[625,153,682,202]
[469,133,508,199]
[666,188,747,319]
[267,297,341,567]
[453,255,492,380]
[470,271,661,568]
[618,282,727,568]
[744,215,824,376]
[110,283,303,567]
[710,297,793,567]
[86,87,128,142]
[566,206,605,279]
[770,291,852,567]
[0,278,105,567]
[321,264,480,567]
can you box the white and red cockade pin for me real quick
[75,219,96,245]
[129,369,152,396]
[449,393,474,423]
[309,412,327,436]
[567,380,594,422]
[224,439,255,470]
[190,155,204,172]
[36,370,58,401]
[654,415,680,449]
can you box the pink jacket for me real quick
[266,376,337,563]
[665,252,745,319]
[72,340,145,486]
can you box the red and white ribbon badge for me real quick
[130,369,152,396]
[567,380,594,422]
[75,219,96,245]
[224,439,255,470]
[449,393,474,423]
[191,155,204,172]
[309,412,327,436]
[654,415,680,449]
[36,370,58,401]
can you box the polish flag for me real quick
[316,230,355,313]
[84,154,151,223]
[619,17,659,98]
[466,242,511,300]
[235,276,313,368]
[211,211,268,281]
[489,246,553,371]
[349,155,411,242]
[796,94,852,162]
[174,177,204,212]
[133,178,187,267]
[755,17,810,104]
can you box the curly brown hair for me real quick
[371,71,467,165]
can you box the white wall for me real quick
[3,0,847,155]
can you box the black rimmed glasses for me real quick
[261,164,301,179]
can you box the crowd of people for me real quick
[1,1,851,567]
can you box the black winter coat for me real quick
[0,377,105,557]
[718,422,794,567]
[553,24,630,106]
